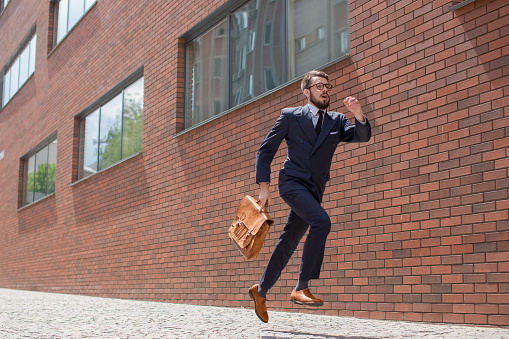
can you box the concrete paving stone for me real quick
[0,288,508,338]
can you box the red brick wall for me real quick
[0,0,508,326]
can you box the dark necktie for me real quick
[315,110,324,135]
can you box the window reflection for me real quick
[34,146,49,201]
[184,0,349,129]
[2,34,37,108]
[81,109,99,178]
[288,0,349,78]
[79,75,144,180]
[230,0,284,108]
[18,45,30,86]
[9,58,19,97]
[122,77,144,159]
[57,0,68,42]
[98,94,123,171]
[47,140,58,195]
[23,138,57,206]
[56,0,96,44]
[3,69,10,107]
[25,155,35,205]
[68,0,83,30]
[185,20,228,128]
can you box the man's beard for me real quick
[310,91,330,110]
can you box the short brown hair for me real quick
[301,70,329,92]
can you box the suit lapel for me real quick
[296,105,317,145]
[311,112,334,155]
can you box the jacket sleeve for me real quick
[255,111,289,184]
[340,116,372,143]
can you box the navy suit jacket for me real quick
[256,105,371,202]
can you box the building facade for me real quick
[0,0,508,326]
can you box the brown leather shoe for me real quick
[290,288,323,307]
[249,284,268,323]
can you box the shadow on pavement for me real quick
[262,329,379,339]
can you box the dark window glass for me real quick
[230,1,284,108]
[185,20,228,127]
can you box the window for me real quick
[23,138,57,206]
[449,0,476,11]
[185,20,228,127]
[296,37,306,52]
[2,33,37,108]
[248,73,254,97]
[78,74,144,180]
[213,57,225,78]
[1,0,10,12]
[248,30,256,52]
[336,29,349,57]
[234,47,247,76]
[289,0,348,78]
[53,0,95,46]
[264,68,276,91]
[263,23,272,45]
[184,0,349,129]
[317,26,325,41]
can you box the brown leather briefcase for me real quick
[229,195,274,260]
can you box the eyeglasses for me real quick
[307,82,333,91]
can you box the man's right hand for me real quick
[258,182,271,212]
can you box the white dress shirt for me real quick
[308,104,325,129]
[307,104,367,129]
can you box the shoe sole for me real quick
[249,288,269,323]
[290,299,324,307]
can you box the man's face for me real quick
[307,76,330,110]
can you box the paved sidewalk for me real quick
[0,288,508,338]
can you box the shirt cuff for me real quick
[356,116,367,125]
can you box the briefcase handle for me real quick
[256,199,269,213]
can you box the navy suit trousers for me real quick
[259,185,331,290]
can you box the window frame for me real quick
[75,67,144,182]
[296,36,306,52]
[0,0,10,15]
[1,26,37,109]
[181,0,288,131]
[20,133,58,208]
[449,0,476,11]
[50,0,96,50]
[179,0,350,134]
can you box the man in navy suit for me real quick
[249,70,371,323]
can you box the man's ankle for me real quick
[258,285,268,298]
[295,279,309,291]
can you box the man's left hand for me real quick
[343,96,365,122]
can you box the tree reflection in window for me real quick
[24,139,57,205]
[79,76,144,179]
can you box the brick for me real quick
[443,313,465,324]
[454,304,476,314]
[452,284,474,294]
[464,274,488,284]
[487,311,509,325]
[465,314,488,325]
